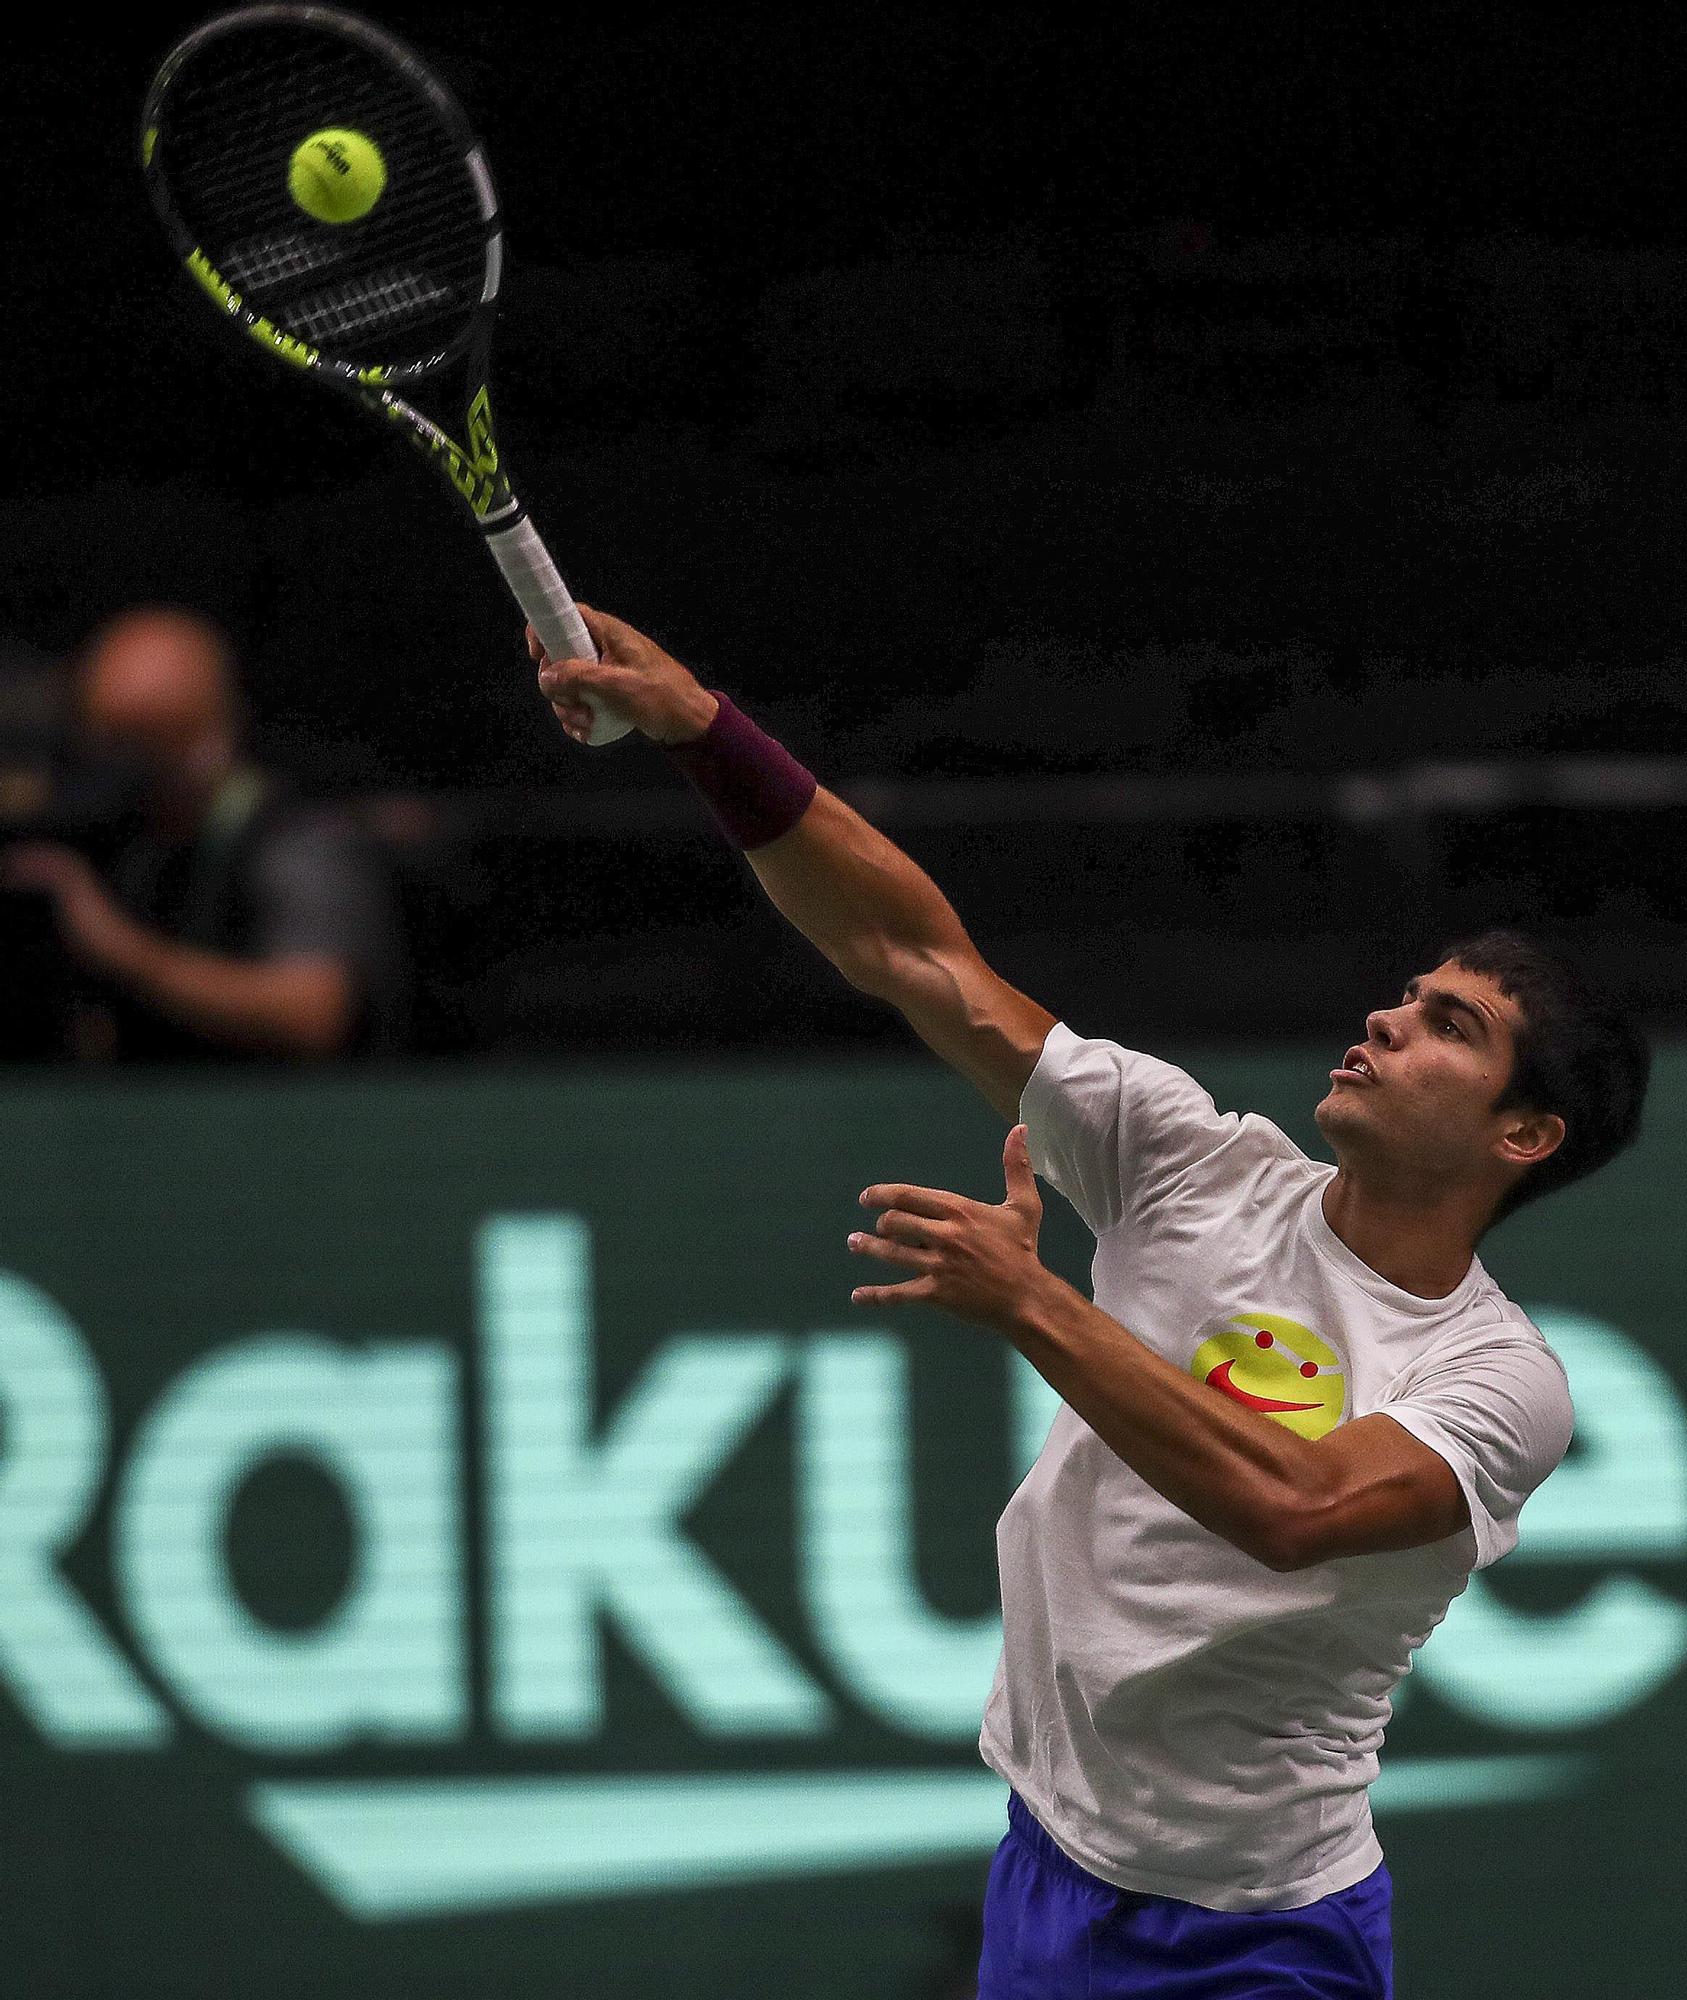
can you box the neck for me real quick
[1320,1170,1486,1300]
[148,756,240,840]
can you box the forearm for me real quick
[1010,1273,1315,1566]
[536,620,1005,1010]
[683,717,1051,1117]
[107,929,354,1055]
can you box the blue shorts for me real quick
[977,1794,1393,1999]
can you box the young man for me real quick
[532,610,1649,2000]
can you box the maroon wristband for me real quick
[666,693,818,850]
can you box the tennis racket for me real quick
[139,2,630,746]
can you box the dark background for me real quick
[4,1,1687,1056]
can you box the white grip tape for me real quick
[485,515,633,747]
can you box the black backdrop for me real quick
[4,3,1687,1056]
[9,5,1687,776]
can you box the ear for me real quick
[1495,1109,1566,1171]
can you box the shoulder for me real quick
[1378,1300,1578,1569]
[1025,1025,1224,1129]
[1444,1284,1573,1388]
[249,799,383,888]
[1388,1300,1576,1446]
[252,795,362,855]
[1024,1024,1312,1233]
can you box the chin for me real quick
[1313,1088,1364,1146]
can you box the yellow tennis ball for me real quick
[288,128,386,224]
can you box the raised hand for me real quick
[847,1125,1050,1337]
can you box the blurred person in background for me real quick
[2,606,407,1061]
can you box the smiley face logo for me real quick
[1189,1312,1346,1440]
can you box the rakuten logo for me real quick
[0,1216,1681,1915]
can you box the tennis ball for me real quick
[288,128,386,224]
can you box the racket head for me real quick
[141,4,502,386]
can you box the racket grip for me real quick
[485,515,633,747]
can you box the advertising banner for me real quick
[1,1050,1681,1996]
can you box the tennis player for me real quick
[533,611,1648,1999]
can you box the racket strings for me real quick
[287,267,453,345]
[154,22,488,369]
[218,230,344,293]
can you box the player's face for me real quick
[1314,961,1529,1192]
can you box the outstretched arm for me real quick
[3,843,354,1056]
[532,608,1054,1119]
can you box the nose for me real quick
[1365,1005,1400,1050]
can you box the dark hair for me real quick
[1439,929,1651,1224]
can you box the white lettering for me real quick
[800,1336,1003,1737]
[480,1216,830,1738]
[0,1274,170,1744]
[115,1337,466,1748]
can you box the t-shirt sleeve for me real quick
[1378,1333,1575,1571]
[250,813,397,971]
[1019,1022,1239,1236]
[247,811,408,1051]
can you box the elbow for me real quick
[278,966,358,1059]
[838,954,885,999]
[1250,1525,1320,1573]
[1237,1432,1364,1571]
[837,935,898,1000]
[852,934,967,1009]
[1240,1483,1333,1573]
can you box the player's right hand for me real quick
[527,606,720,746]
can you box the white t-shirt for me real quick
[978,1025,1574,1913]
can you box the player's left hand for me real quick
[849,1125,1051,1337]
[2,843,147,976]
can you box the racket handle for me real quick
[485,514,633,747]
